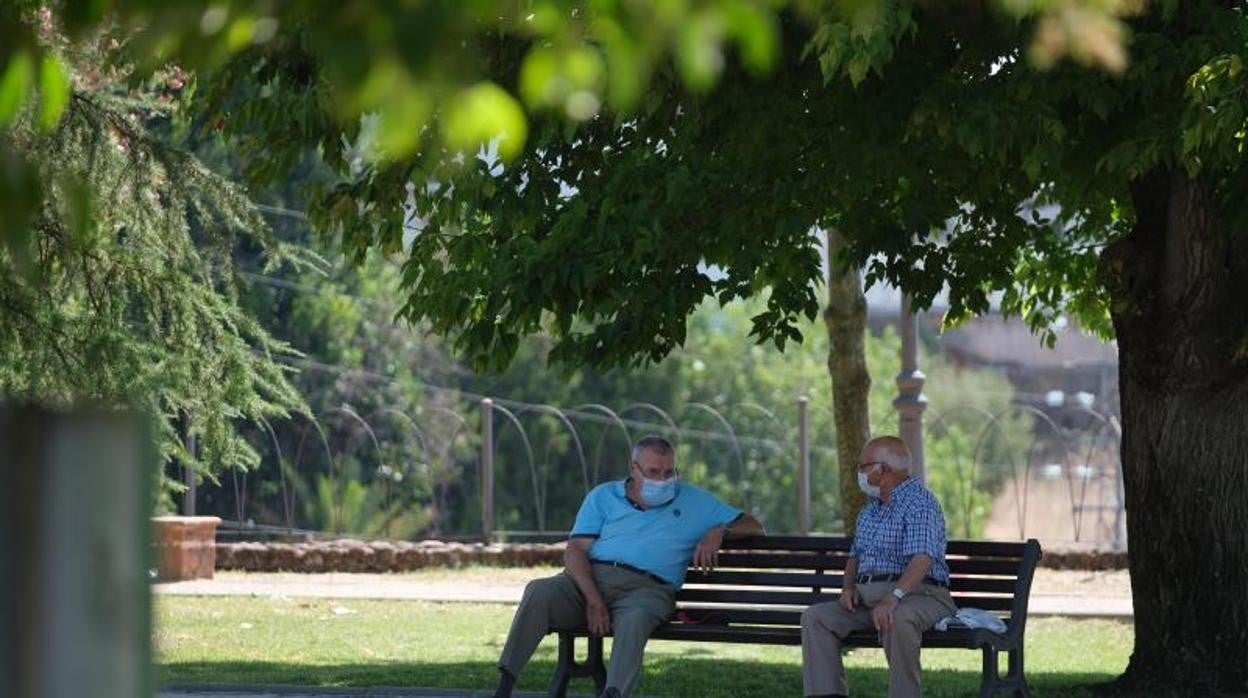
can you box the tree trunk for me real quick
[824,228,872,535]
[1101,170,1248,695]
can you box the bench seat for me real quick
[546,535,1041,698]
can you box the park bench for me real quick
[548,536,1042,698]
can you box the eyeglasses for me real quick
[632,461,677,480]
[857,461,887,473]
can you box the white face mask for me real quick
[857,467,881,499]
[632,462,678,506]
[640,476,678,506]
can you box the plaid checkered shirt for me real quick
[850,477,951,584]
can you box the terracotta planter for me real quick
[151,516,221,581]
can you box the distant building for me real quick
[862,282,1119,421]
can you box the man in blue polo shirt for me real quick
[492,435,765,698]
[800,435,956,698]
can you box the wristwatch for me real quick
[891,587,907,600]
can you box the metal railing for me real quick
[192,390,1126,550]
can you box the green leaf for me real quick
[376,91,433,160]
[724,1,778,73]
[677,13,725,92]
[38,54,71,130]
[441,82,528,160]
[225,15,258,52]
[519,47,560,107]
[0,52,35,125]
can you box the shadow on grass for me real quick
[159,658,1118,697]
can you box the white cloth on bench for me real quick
[934,607,1008,633]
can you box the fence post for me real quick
[797,395,811,535]
[481,398,494,543]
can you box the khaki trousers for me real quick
[497,566,676,697]
[801,581,956,698]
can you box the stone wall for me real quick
[1038,548,1128,571]
[215,539,1128,572]
[216,539,565,573]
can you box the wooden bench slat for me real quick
[946,541,1029,557]
[676,593,1014,611]
[683,571,1018,594]
[678,601,1018,616]
[683,570,845,587]
[948,559,1028,575]
[672,608,803,626]
[581,625,987,649]
[722,536,851,552]
[721,537,1027,559]
[677,588,834,605]
[947,577,1019,593]
[652,624,802,645]
[945,595,1016,611]
[712,554,1025,576]
[714,552,842,569]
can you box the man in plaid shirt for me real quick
[800,436,956,698]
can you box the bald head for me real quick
[861,435,912,475]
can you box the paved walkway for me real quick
[161,687,589,698]
[154,570,1133,619]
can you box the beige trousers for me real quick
[497,566,676,697]
[801,581,956,698]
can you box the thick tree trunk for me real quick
[824,229,872,535]
[1101,170,1248,695]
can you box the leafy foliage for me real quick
[210,238,1025,538]
[0,23,306,508]
[2,1,1177,380]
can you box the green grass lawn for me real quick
[155,596,1131,697]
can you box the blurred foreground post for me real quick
[0,407,152,698]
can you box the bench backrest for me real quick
[673,536,1042,640]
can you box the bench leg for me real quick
[977,647,1030,698]
[549,634,573,698]
[548,634,607,698]
[1008,647,1030,698]
[979,649,1002,698]
[587,635,607,694]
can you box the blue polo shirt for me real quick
[570,479,743,586]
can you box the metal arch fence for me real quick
[209,393,1126,550]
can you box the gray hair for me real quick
[631,435,674,463]
[866,435,912,474]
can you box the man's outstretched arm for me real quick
[724,513,765,539]
[692,514,766,572]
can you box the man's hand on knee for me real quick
[871,595,899,633]
[586,595,612,636]
[838,586,857,612]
